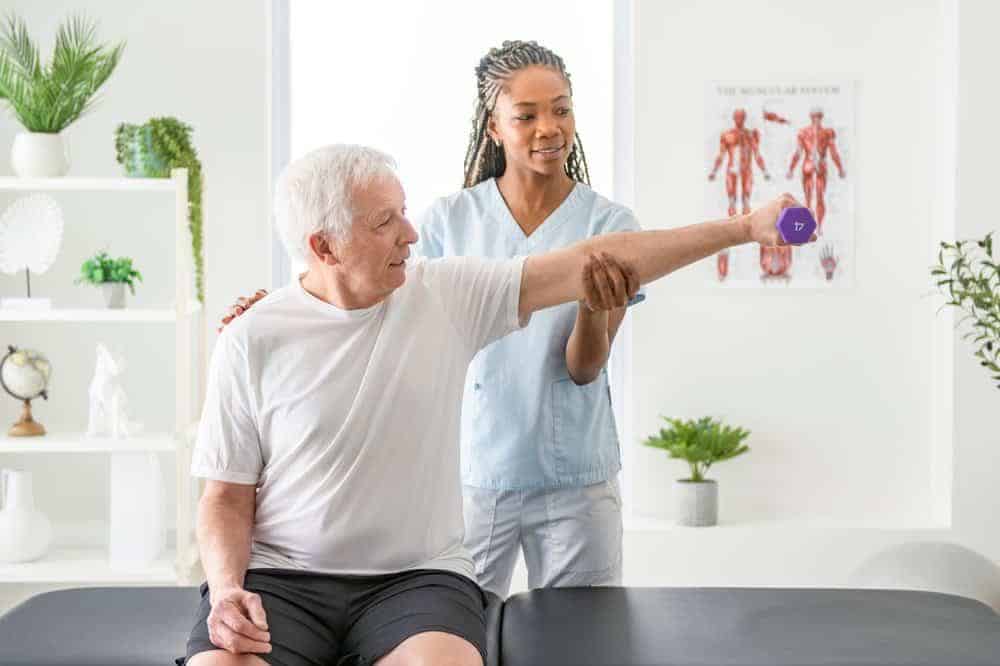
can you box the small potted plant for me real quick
[643,416,750,527]
[0,13,124,176]
[114,117,204,303]
[933,233,999,390]
[75,251,142,309]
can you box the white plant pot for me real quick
[102,283,126,309]
[0,469,53,563]
[11,132,70,178]
[674,479,718,527]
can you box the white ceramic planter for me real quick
[102,283,126,309]
[0,469,53,563]
[674,479,718,527]
[11,132,70,177]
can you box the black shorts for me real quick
[178,568,487,666]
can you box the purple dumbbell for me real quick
[775,206,817,244]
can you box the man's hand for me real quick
[744,193,816,247]
[218,289,268,332]
[581,252,639,312]
[206,586,272,655]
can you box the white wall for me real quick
[607,0,1000,589]
[0,0,268,610]
[951,0,1000,559]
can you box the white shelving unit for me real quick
[0,547,177,584]
[0,177,176,192]
[0,170,205,586]
[0,302,202,322]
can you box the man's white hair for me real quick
[274,144,398,263]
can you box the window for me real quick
[280,0,614,276]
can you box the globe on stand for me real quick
[0,345,51,437]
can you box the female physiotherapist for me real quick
[415,40,645,597]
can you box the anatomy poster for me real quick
[704,82,855,287]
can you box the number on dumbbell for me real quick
[794,222,804,231]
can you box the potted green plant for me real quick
[933,233,999,389]
[114,118,203,303]
[75,251,142,309]
[0,13,124,177]
[643,416,750,526]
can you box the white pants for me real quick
[462,479,623,597]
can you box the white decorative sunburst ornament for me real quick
[0,194,64,310]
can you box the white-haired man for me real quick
[182,144,809,666]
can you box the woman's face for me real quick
[489,65,575,180]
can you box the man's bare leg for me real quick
[187,652,269,666]
[375,631,482,666]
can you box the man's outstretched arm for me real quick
[519,194,805,319]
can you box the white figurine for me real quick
[86,344,142,438]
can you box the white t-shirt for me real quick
[191,256,527,578]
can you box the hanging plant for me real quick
[114,117,203,303]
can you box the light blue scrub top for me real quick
[415,178,644,490]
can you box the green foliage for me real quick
[115,117,204,303]
[933,233,1000,389]
[0,13,124,132]
[643,416,750,482]
[75,251,142,294]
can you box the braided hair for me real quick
[463,40,590,188]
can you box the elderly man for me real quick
[182,144,807,666]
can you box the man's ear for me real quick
[307,232,340,266]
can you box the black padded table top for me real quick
[3,585,1000,665]
[498,587,1000,666]
[0,586,199,666]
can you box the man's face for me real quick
[335,175,417,299]
[810,111,824,127]
[733,109,747,127]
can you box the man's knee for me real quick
[186,650,269,666]
[375,631,483,666]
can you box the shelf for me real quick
[0,547,176,584]
[0,176,177,193]
[0,432,178,454]
[0,301,202,322]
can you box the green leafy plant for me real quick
[643,416,750,482]
[933,232,999,389]
[0,13,124,132]
[75,251,142,294]
[114,117,203,302]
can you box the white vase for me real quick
[11,132,70,177]
[102,283,126,309]
[674,479,718,527]
[0,469,53,562]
